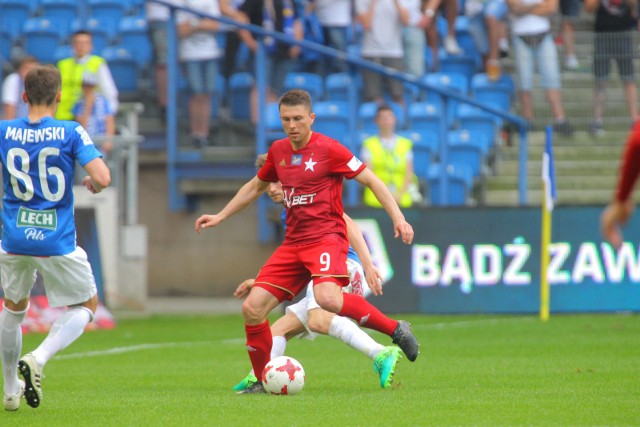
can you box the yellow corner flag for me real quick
[540,126,556,321]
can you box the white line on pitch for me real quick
[55,339,242,360]
[416,317,537,330]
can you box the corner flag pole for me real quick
[540,126,556,321]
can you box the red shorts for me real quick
[254,236,350,302]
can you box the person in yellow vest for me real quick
[56,31,119,122]
[360,104,418,208]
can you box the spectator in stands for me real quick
[177,0,223,147]
[56,31,119,122]
[507,0,574,136]
[559,0,580,70]
[465,0,508,81]
[146,0,182,124]
[1,56,38,120]
[356,0,409,106]
[72,74,115,158]
[403,0,427,77]
[237,0,304,123]
[360,104,420,207]
[585,0,638,136]
[218,0,257,78]
[306,0,353,75]
[422,0,463,70]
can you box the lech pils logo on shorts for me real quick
[16,207,58,230]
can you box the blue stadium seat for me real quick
[456,103,499,149]
[282,72,324,101]
[87,0,124,39]
[471,72,515,112]
[358,102,378,134]
[22,18,62,64]
[0,29,12,62]
[101,46,139,93]
[398,129,439,180]
[40,0,78,40]
[0,1,32,35]
[439,53,478,85]
[449,128,490,157]
[454,16,482,70]
[312,101,350,145]
[447,129,486,178]
[427,163,472,206]
[407,101,444,137]
[53,44,73,62]
[325,72,361,103]
[118,16,152,66]
[227,72,254,121]
[422,72,468,127]
[265,102,286,142]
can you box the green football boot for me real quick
[373,346,402,389]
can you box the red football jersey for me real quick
[258,132,366,246]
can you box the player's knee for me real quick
[314,293,341,314]
[241,299,266,323]
[307,311,332,334]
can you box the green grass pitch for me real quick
[2,313,639,426]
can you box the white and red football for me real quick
[262,356,305,395]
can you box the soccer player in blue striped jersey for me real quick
[0,65,111,411]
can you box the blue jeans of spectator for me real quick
[183,59,219,94]
[512,32,561,91]
[402,26,426,77]
[323,26,348,73]
[467,0,507,55]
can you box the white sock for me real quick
[0,305,28,395]
[329,315,385,360]
[270,335,287,359]
[31,307,92,367]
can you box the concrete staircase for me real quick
[481,19,640,206]
[483,129,626,206]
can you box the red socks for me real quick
[338,293,398,336]
[245,320,272,380]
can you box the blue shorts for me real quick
[182,59,219,94]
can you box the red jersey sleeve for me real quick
[616,125,640,202]
[257,146,279,182]
[328,140,366,179]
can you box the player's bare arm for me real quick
[343,213,384,295]
[234,278,255,299]
[82,157,111,194]
[195,176,269,233]
[601,126,640,247]
[354,168,414,244]
[601,199,634,249]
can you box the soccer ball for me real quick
[262,356,305,395]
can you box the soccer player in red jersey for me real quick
[195,89,419,394]
[601,121,640,248]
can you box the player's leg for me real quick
[240,246,310,393]
[18,248,99,408]
[241,286,280,391]
[306,307,401,388]
[233,312,305,391]
[313,283,418,361]
[0,252,38,411]
[1,298,28,411]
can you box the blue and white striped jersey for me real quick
[0,116,102,256]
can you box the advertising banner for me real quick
[351,206,640,314]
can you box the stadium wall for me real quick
[140,163,640,313]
